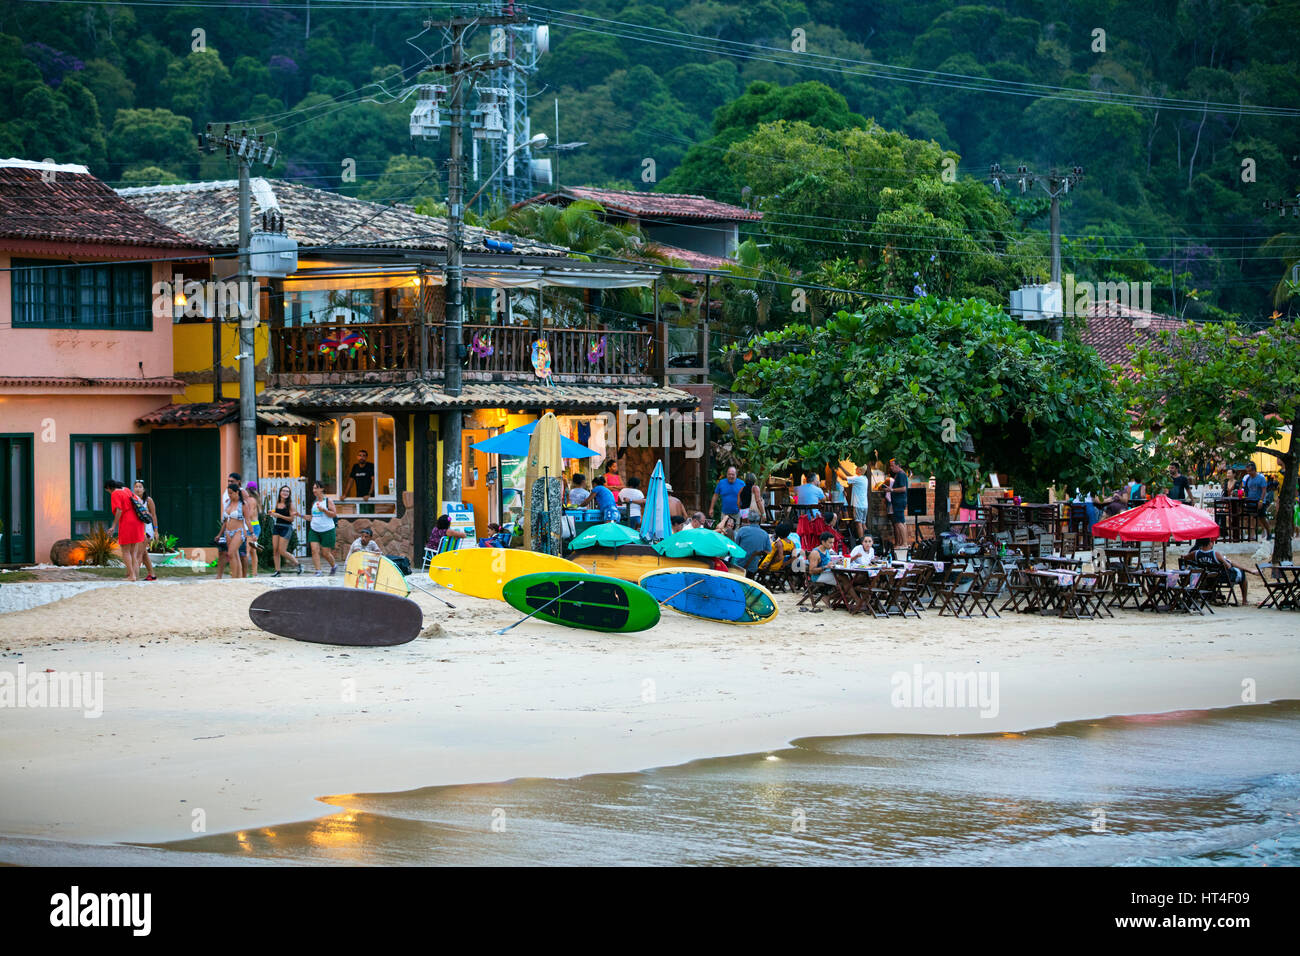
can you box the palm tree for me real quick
[1262,231,1300,310]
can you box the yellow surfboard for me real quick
[344,550,410,597]
[426,547,585,601]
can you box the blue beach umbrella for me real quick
[470,421,599,459]
[640,460,671,543]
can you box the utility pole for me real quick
[990,163,1083,341]
[200,124,278,493]
[422,10,523,506]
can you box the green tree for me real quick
[729,297,1137,533]
[357,154,441,210]
[107,107,199,177]
[1124,316,1300,565]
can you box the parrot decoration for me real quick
[318,331,368,359]
[470,332,494,358]
[586,334,607,364]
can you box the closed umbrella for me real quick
[655,527,746,561]
[570,521,642,550]
[640,460,671,543]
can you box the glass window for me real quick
[11,260,151,329]
[72,436,147,535]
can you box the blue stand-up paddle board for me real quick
[638,568,779,625]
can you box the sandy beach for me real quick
[1,575,1298,848]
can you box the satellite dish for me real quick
[535,24,549,55]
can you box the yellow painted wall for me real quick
[1253,429,1293,477]
[173,322,270,404]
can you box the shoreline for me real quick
[1,577,1298,849]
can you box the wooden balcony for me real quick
[270,322,661,385]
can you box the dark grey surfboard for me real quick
[248,587,422,646]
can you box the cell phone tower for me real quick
[478,2,550,207]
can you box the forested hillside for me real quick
[2,0,1297,322]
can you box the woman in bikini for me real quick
[216,478,251,579]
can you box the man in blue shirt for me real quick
[591,475,619,522]
[1242,463,1269,540]
[734,515,772,577]
[710,466,745,528]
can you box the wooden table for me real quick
[1037,555,1084,571]
[1135,569,1193,612]
[1023,569,1079,614]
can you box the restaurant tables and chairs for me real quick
[999,568,1038,613]
[1256,563,1300,610]
[1134,568,1194,612]
[1038,555,1084,571]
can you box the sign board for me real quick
[441,502,478,549]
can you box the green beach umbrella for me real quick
[654,527,746,560]
[569,521,642,550]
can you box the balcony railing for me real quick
[271,322,658,383]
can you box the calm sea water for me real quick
[142,700,1300,866]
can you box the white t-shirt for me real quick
[310,497,335,532]
[619,487,645,518]
[848,544,875,568]
[569,487,591,507]
[845,475,871,509]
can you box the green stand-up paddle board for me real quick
[502,572,661,633]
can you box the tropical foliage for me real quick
[1123,316,1300,564]
[727,297,1138,529]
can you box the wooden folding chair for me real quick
[968,571,1005,618]
[999,569,1035,613]
[935,571,978,617]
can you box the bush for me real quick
[78,525,119,566]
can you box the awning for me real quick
[259,381,700,412]
[281,261,658,292]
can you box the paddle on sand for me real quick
[408,577,457,609]
[495,580,586,635]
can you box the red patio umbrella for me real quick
[1091,494,1220,543]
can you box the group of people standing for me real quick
[104,478,159,583]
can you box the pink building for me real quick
[0,160,206,565]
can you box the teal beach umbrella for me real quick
[654,527,746,560]
[569,521,642,550]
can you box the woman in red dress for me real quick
[106,478,146,582]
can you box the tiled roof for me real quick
[259,381,700,411]
[137,399,320,428]
[648,243,735,271]
[117,178,568,257]
[0,160,203,249]
[1078,302,1187,373]
[521,186,763,222]
[0,375,184,390]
